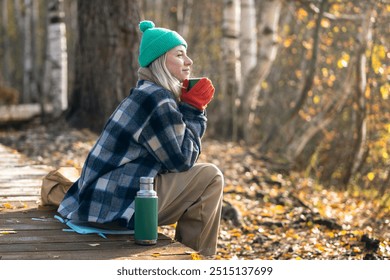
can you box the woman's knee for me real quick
[199,163,224,192]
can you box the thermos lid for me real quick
[138,177,157,196]
[140,177,154,184]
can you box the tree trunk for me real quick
[176,0,193,39]
[238,0,282,142]
[66,0,140,132]
[342,9,373,186]
[12,0,24,96]
[239,0,256,79]
[43,0,68,115]
[221,0,241,140]
[0,0,10,84]
[23,0,33,103]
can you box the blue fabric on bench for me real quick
[54,215,134,239]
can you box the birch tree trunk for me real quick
[44,0,68,115]
[221,0,241,139]
[237,0,282,142]
[23,0,33,103]
[239,0,256,80]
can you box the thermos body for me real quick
[134,177,158,245]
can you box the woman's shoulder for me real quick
[123,80,178,114]
[135,80,175,100]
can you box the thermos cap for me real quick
[138,176,157,197]
[140,177,154,184]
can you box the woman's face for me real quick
[165,45,193,82]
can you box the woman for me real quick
[58,20,224,256]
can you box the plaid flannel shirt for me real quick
[58,80,207,229]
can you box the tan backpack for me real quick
[40,167,80,206]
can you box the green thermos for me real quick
[134,176,158,245]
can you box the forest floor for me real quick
[0,119,389,260]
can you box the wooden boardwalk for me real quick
[0,144,51,207]
[0,143,194,260]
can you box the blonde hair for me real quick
[149,54,182,99]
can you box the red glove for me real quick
[181,78,215,111]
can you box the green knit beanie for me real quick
[138,20,187,67]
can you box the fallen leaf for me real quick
[0,230,17,234]
[191,253,202,260]
[2,203,14,209]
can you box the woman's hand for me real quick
[181,78,215,111]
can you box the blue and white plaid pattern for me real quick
[58,80,207,229]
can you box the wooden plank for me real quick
[0,242,192,260]
[0,188,40,196]
[0,103,52,122]
[0,215,59,225]
[0,196,41,203]
[0,238,169,252]
[0,209,58,218]
[0,166,50,179]
[0,180,43,188]
[0,229,132,244]
[0,222,64,230]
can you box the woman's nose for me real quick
[185,56,193,65]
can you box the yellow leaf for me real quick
[371,44,386,74]
[367,172,375,181]
[2,203,14,209]
[151,252,161,257]
[0,230,17,234]
[273,205,285,214]
[380,84,389,100]
[297,8,308,21]
[365,86,371,99]
[283,37,293,48]
[191,253,202,260]
[321,67,329,77]
[339,230,347,236]
[320,18,330,28]
[326,231,335,238]
[313,95,320,104]
[302,40,312,50]
[307,20,316,29]
[352,247,361,253]
[330,4,342,16]
[230,232,242,238]
[352,230,364,237]
[315,243,325,252]
[337,52,350,68]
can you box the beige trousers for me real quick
[155,163,224,256]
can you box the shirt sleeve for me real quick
[136,91,207,173]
